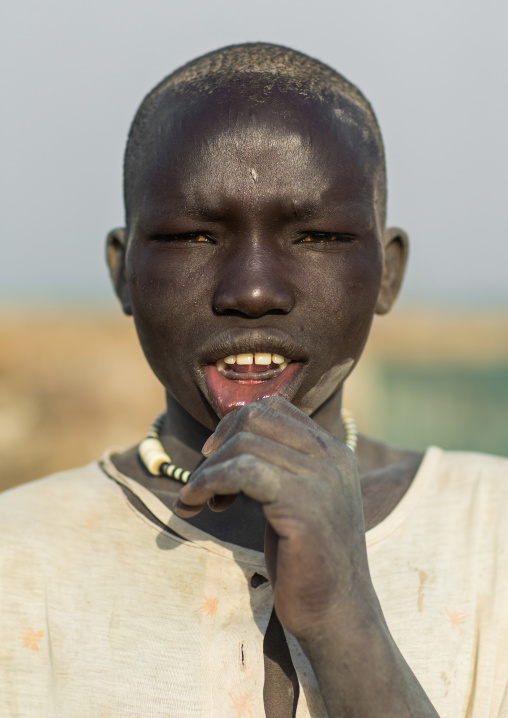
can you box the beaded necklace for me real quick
[138,408,358,484]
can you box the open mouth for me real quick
[203,351,303,418]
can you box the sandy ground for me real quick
[1,308,507,492]
[0,311,162,491]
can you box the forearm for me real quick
[298,607,440,718]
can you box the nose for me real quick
[212,244,295,317]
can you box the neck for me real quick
[160,392,213,471]
[309,387,346,442]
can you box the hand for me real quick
[174,396,377,641]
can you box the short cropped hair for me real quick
[124,43,387,226]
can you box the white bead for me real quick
[340,408,358,454]
[143,449,169,474]
[139,438,164,455]
[139,438,171,473]
[139,415,196,480]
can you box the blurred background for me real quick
[1,0,507,491]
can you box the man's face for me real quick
[114,88,395,431]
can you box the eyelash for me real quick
[152,231,356,245]
[297,232,356,244]
[153,233,212,244]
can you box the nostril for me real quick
[213,283,294,317]
[213,306,290,318]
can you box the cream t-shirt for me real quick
[0,447,507,717]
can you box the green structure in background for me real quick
[378,364,508,457]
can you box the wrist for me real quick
[297,593,389,661]
[292,574,385,644]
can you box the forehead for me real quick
[130,83,381,221]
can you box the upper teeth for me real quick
[215,353,289,372]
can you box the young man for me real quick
[1,43,507,717]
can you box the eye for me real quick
[153,232,212,244]
[298,232,356,244]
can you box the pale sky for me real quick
[1,0,507,307]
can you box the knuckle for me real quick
[231,403,259,430]
[313,432,328,452]
[228,431,251,451]
[261,395,286,409]
[236,453,259,471]
[242,402,263,421]
[189,465,213,489]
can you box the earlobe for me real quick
[105,228,132,316]
[375,227,409,315]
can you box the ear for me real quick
[106,228,132,315]
[375,227,409,315]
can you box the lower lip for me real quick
[204,362,301,418]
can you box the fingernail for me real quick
[202,433,216,456]
[173,498,183,513]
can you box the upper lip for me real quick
[197,327,310,365]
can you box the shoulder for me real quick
[427,447,508,541]
[0,462,124,546]
[427,447,508,504]
[432,447,508,487]
[0,461,118,511]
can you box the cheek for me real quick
[126,244,210,329]
[297,246,382,411]
[339,244,383,306]
[299,358,355,415]
[124,245,207,384]
[305,245,383,334]
[330,250,383,356]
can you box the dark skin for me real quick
[107,85,438,716]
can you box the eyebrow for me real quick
[179,203,338,225]
[139,201,227,225]
[289,203,320,221]
[140,197,374,227]
[288,200,375,223]
[180,207,228,222]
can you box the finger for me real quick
[172,492,237,519]
[172,498,205,519]
[203,398,339,460]
[207,494,237,512]
[203,396,327,454]
[202,397,317,455]
[196,432,330,478]
[177,455,287,517]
